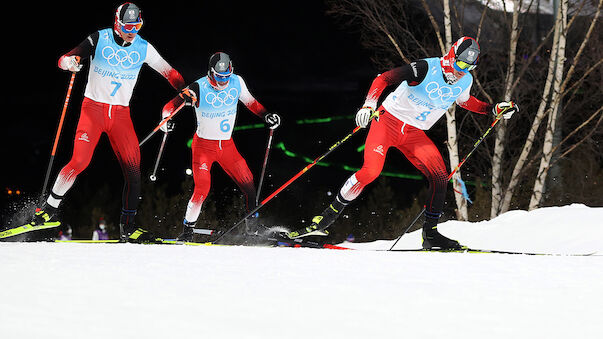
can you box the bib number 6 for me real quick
[220,119,231,132]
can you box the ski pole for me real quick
[214,124,365,244]
[139,101,186,147]
[448,114,504,180]
[388,112,506,251]
[40,71,77,204]
[255,128,275,205]
[149,132,168,182]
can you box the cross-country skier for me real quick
[31,3,186,243]
[159,52,281,242]
[288,37,518,250]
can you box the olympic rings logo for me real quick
[425,81,462,103]
[205,88,239,108]
[101,46,141,69]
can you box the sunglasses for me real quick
[454,60,477,72]
[119,20,143,33]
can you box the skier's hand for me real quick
[264,112,281,130]
[355,107,377,128]
[159,118,175,133]
[179,88,198,107]
[59,55,82,73]
[492,101,518,120]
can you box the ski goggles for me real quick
[211,69,233,83]
[453,60,477,72]
[119,19,143,33]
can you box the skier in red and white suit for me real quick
[35,3,186,242]
[160,52,281,241]
[291,37,518,249]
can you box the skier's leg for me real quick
[396,126,461,249]
[106,105,157,242]
[218,139,258,234]
[290,111,396,238]
[219,139,256,211]
[37,98,103,224]
[180,137,216,239]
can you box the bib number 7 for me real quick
[110,81,122,97]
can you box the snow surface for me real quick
[1,204,602,339]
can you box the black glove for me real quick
[264,112,281,130]
[159,118,175,133]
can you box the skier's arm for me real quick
[456,89,518,120]
[161,82,199,119]
[58,32,99,71]
[457,95,493,115]
[238,76,281,129]
[362,61,428,109]
[145,43,186,91]
[238,76,268,118]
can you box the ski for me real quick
[390,248,597,256]
[55,239,121,243]
[51,233,351,250]
[265,232,349,250]
[286,226,329,239]
[160,239,213,246]
[206,230,349,250]
[54,239,210,246]
[189,226,347,249]
[0,222,61,240]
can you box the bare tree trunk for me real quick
[440,0,468,220]
[490,0,521,218]
[530,0,568,209]
[500,0,602,213]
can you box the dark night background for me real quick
[2,1,433,235]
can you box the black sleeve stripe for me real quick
[407,60,428,85]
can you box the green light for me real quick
[275,142,425,181]
[183,114,483,187]
[234,123,265,131]
[295,115,354,125]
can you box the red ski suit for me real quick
[338,60,492,222]
[50,29,185,226]
[161,76,268,224]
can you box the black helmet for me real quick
[114,3,143,33]
[208,52,233,90]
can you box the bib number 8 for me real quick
[416,111,431,121]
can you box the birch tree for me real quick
[325,0,603,221]
[442,0,469,220]
[500,0,602,212]
[490,0,521,217]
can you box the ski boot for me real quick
[120,223,162,244]
[420,210,464,250]
[422,226,464,250]
[176,220,195,242]
[0,205,62,242]
[288,198,346,239]
[31,204,61,228]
